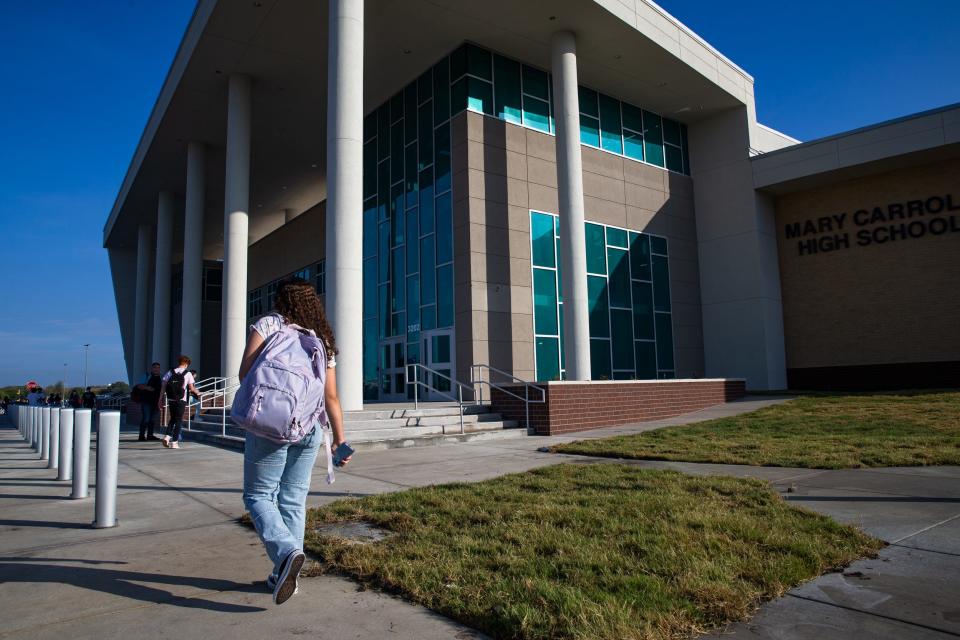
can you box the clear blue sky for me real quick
[0,1,957,387]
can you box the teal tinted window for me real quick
[466,43,491,80]
[631,281,654,340]
[437,264,454,327]
[650,235,668,255]
[655,313,674,369]
[634,341,656,379]
[418,104,433,167]
[587,275,609,337]
[450,77,467,115]
[433,59,449,122]
[377,222,389,281]
[407,275,420,326]
[406,209,419,271]
[363,199,377,257]
[611,309,634,370]
[663,119,682,146]
[378,284,389,338]
[363,112,376,142]
[652,254,671,312]
[390,183,404,244]
[377,106,389,161]
[579,86,598,118]
[435,123,451,192]
[533,268,559,335]
[421,304,436,331]
[623,130,644,162]
[390,92,403,122]
[391,248,405,311]
[466,77,494,116]
[630,232,651,280]
[522,96,550,133]
[377,161,389,220]
[606,227,627,248]
[391,122,404,179]
[536,337,560,381]
[643,110,664,167]
[607,248,630,308]
[435,192,452,264]
[621,103,643,132]
[598,94,623,154]
[363,258,377,315]
[580,115,600,147]
[420,235,436,304]
[418,70,432,103]
[404,84,417,144]
[590,339,612,380]
[530,212,556,268]
[419,167,434,233]
[363,141,377,198]
[449,44,466,80]
[585,223,606,274]
[493,55,522,124]
[405,144,418,207]
[522,65,549,99]
[681,123,690,175]
[665,145,684,173]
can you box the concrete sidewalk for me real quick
[1,397,958,639]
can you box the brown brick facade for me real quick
[490,379,745,435]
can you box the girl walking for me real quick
[239,278,351,605]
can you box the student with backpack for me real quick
[159,355,200,449]
[236,278,350,606]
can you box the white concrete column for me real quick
[152,190,174,367]
[551,31,591,381]
[182,141,205,362]
[133,224,154,381]
[222,74,252,379]
[326,0,364,410]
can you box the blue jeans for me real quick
[242,428,322,577]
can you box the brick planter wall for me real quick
[490,379,746,435]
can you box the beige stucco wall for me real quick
[775,158,960,369]
[247,201,326,290]
[452,110,705,382]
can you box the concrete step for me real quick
[348,419,519,442]
[344,404,490,421]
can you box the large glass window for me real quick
[530,212,674,381]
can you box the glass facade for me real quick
[362,57,455,401]
[530,211,675,381]
[247,259,326,319]
[450,43,691,175]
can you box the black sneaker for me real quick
[273,550,305,605]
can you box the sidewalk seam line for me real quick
[786,593,960,637]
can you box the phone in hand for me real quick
[332,442,355,467]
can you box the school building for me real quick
[105,0,960,416]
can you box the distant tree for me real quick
[105,381,130,396]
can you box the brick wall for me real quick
[490,379,746,435]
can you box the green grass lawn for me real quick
[552,391,960,469]
[304,464,881,640]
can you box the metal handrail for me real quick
[100,395,130,410]
[470,364,545,433]
[404,363,477,434]
[187,375,240,436]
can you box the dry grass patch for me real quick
[553,391,960,469]
[304,464,881,640]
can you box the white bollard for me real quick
[41,407,51,461]
[72,409,92,500]
[58,409,74,481]
[48,408,60,470]
[31,407,39,450]
[93,411,121,528]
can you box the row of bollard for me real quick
[8,404,119,528]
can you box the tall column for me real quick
[551,31,591,381]
[133,224,153,381]
[222,74,251,379]
[182,141,205,362]
[326,0,365,410]
[152,190,174,367]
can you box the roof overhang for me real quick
[104,0,754,251]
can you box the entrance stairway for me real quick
[182,402,525,452]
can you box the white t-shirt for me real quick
[162,366,196,402]
[251,314,336,368]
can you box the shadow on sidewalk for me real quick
[0,561,267,612]
[787,495,960,503]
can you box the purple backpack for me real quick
[232,319,328,443]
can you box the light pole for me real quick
[63,363,68,403]
[83,344,90,389]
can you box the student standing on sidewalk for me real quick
[136,362,163,441]
[159,356,200,449]
[238,278,350,605]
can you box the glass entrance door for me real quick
[378,337,406,402]
[421,329,455,401]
